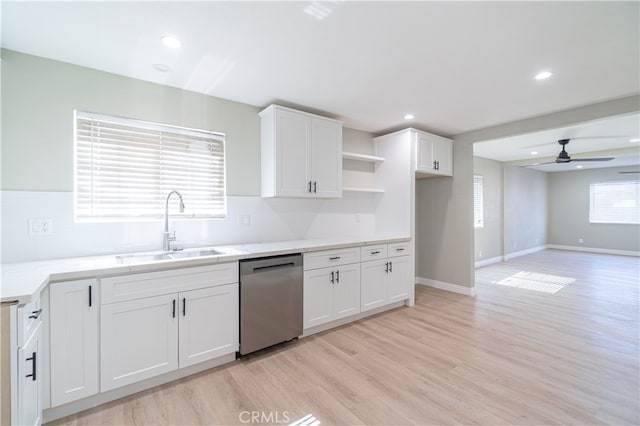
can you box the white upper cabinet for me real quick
[416,131,453,176]
[260,105,342,198]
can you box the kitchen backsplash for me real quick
[1,191,376,263]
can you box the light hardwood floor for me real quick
[50,250,639,425]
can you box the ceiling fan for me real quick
[524,139,614,167]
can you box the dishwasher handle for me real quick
[252,262,295,273]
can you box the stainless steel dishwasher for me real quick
[239,254,303,355]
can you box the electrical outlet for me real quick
[238,214,251,227]
[28,218,53,236]
[478,250,482,258]
[579,238,584,244]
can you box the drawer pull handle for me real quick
[25,352,36,381]
[389,261,393,272]
[371,251,380,255]
[385,262,389,273]
[172,299,176,318]
[329,256,341,261]
[396,248,405,252]
[28,309,43,320]
[330,271,335,284]
[183,298,186,316]
[89,285,93,307]
[336,270,340,283]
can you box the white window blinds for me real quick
[474,175,484,228]
[589,181,639,224]
[74,111,226,220]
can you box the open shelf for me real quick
[342,151,385,164]
[343,186,385,193]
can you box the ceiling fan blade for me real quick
[519,162,556,167]
[570,157,614,162]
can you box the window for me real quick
[589,181,640,224]
[474,175,484,228]
[74,111,226,221]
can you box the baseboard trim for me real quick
[475,256,503,268]
[547,244,640,257]
[503,245,547,261]
[416,277,475,296]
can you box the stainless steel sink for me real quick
[169,249,223,258]
[115,248,224,264]
[115,253,173,264]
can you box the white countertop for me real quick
[0,236,410,304]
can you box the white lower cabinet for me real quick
[50,279,99,406]
[18,323,41,426]
[360,259,388,312]
[100,264,239,392]
[361,254,411,313]
[178,284,238,368]
[303,263,360,329]
[101,293,179,392]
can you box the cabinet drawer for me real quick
[387,242,410,258]
[360,245,387,260]
[17,293,42,347]
[304,247,360,270]
[101,262,238,304]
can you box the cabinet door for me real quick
[303,268,333,328]
[360,259,388,312]
[275,108,311,197]
[387,256,411,303]
[101,294,178,392]
[50,280,99,406]
[179,284,239,368]
[310,117,342,198]
[416,133,436,173]
[433,138,453,176]
[18,325,41,426]
[332,264,360,320]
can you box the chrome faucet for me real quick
[163,190,185,251]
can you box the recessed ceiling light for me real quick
[530,151,538,155]
[153,63,171,72]
[630,138,640,143]
[404,114,415,120]
[534,70,553,80]
[161,35,181,49]
[576,165,583,169]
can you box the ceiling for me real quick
[474,112,640,172]
[1,1,639,136]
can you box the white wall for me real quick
[548,166,640,252]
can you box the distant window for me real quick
[474,175,484,228]
[589,181,639,224]
[74,111,226,221]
